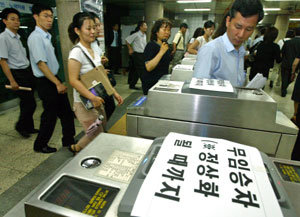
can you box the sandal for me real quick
[68,144,80,156]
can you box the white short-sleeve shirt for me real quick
[196,36,211,50]
[68,42,102,102]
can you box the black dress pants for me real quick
[128,55,135,84]
[104,95,116,121]
[129,52,144,88]
[281,66,292,96]
[249,65,270,81]
[108,46,121,74]
[34,77,75,150]
[11,68,36,132]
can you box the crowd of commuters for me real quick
[0,0,300,160]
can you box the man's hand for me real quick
[56,83,67,94]
[128,47,134,55]
[10,80,19,90]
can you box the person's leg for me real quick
[291,105,300,161]
[281,66,290,97]
[129,52,139,88]
[12,69,37,134]
[104,95,116,121]
[57,93,75,147]
[170,51,184,73]
[73,103,105,150]
[249,66,257,81]
[128,55,135,84]
[110,47,121,74]
[33,78,58,152]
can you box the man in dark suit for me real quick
[105,23,122,74]
[281,28,300,97]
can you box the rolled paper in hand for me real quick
[5,85,32,91]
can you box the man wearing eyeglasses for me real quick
[27,3,75,153]
[0,8,38,138]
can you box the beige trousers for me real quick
[73,102,107,149]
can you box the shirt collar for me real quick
[138,30,145,36]
[35,26,52,40]
[222,32,245,53]
[5,28,20,39]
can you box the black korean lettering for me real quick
[238,159,250,171]
[232,188,260,208]
[228,158,237,168]
[229,172,253,187]
[168,154,188,167]
[217,80,225,87]
[174,140,192,148]
[197,165,219,179]
[162,167,185,181]
[207,79,214,86]
[228,158,250,171]
[202,140,217,150]
[207,153,218,164]
[196,79,203,86]
[154,181,181,202]
[194,180,219,197]
[227,147,246,157]
[199,152,206,161]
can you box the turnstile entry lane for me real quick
[4,133,153,217]
[127,80,298,159]
[3,133,300,217]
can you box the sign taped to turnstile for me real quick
[131,132,283,217]
[96,150,144,183]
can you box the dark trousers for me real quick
[249,65,270,81]
[281,66,292,96]
[104,95,116,121]
[129,52,144,88]
[108,46,121,74]
[34,77,75,150]
[292,105,300,161]
[11,68,36,132]
[127,55,135,84]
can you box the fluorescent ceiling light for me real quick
[19,26,28,29]
[264,8,280,11]
[177,0,212,3]
[290,18,300,21]
[184,8,211,11]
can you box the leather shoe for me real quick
[15,127,30,138]
[129,86,141,90]
[34,146,57,153]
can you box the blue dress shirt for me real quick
[193,33,246,87]
[0,28,29,69]
[27,26,59,78]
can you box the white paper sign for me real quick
[173,64,194,71]
[131,132,283,217]
[246,73,267,89]
[152,80,184,93]
[96,150,143,183]
[189,77,234,93]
